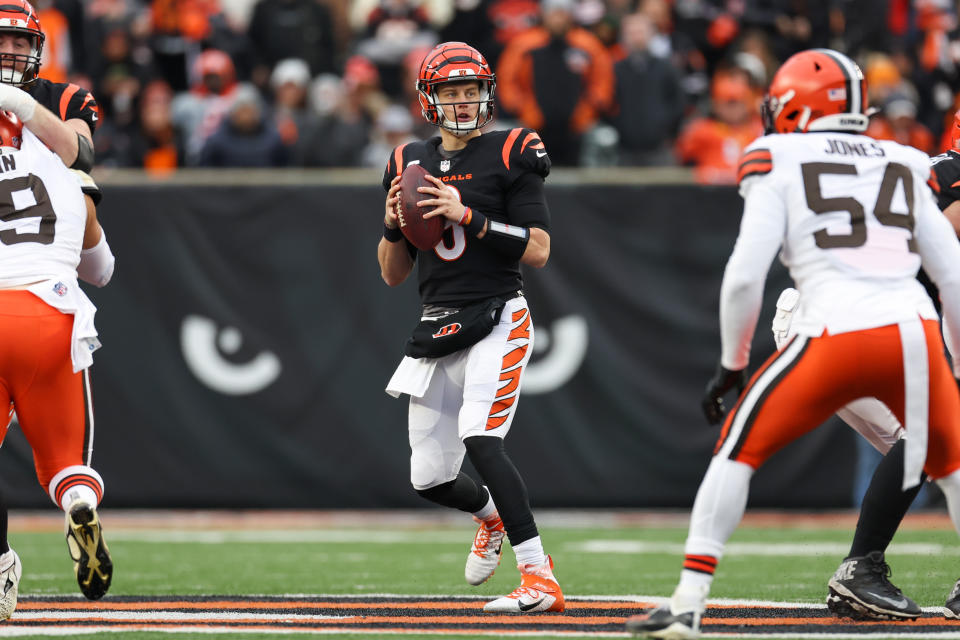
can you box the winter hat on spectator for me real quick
[229,84,264,114]
[271,59,311,90]
[884,93,917,120]
[541,0,575,12]
[378,104,413,133]
[344,55,379,90]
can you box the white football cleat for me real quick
[465,515,505,585]
[0,548,21,620]
[483,555,564,613]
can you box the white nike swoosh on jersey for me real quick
[536,151,547,157]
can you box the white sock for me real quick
[684,457,753,561]
[513,536,546,567]
[59,485,98,512]
[936,469,960,535]
[472,490,498,521]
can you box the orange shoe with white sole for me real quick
[483,555,564,613]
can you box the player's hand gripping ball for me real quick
[398,164,445,251]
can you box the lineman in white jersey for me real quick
[629,49,960,640]
[0,110,115,619]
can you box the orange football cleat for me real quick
[483,555,564,613]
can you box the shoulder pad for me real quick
[55,83,99,132]
[500,128,550,178]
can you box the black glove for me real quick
[701,364,747,425]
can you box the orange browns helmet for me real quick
[761,48,869,135]
[0,110,23,149]
[416,42,495,134]
[0,0,43,87]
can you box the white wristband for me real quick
[77,231,115,287]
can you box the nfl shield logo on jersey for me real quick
[440,160,451,172]
[52,282,67,297]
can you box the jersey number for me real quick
[801,162,916,252]
[0,175,56,246]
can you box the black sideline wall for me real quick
[1,180,855,508]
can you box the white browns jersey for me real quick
[0,128,86,287]
[721,131,960,371]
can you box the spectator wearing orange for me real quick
[674,70,763,184]
[496,0,614,165]
[35,0,69,83]
[866,92,935,155]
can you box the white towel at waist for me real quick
[26,277,101,373]
[385,356,437,399]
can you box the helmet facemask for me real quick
[0,20,44,87]
[418,77,495,136]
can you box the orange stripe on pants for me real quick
[0,291,90,490]
[716,320,960,479]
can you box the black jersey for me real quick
[382,128,551,306]
[26,78,99,132]
[932,149,960,211]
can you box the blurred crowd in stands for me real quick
[49,0,960,180]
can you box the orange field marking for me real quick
[9,596,960,637]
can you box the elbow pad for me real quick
[77,232,115,287]
[70,133,94,173]
[69,169,102,205]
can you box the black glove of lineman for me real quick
[701,364,747,425]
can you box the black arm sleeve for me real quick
[506,172,550,230]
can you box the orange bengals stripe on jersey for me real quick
[393,143,410,177]
[501,128,523,170]
[928,167,941,194]
[737,148,773,184]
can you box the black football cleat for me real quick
[626,604,701,639]
[65,501,113,600]
[944,578,960,619]
[826,551,919,621]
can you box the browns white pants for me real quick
[406,297,534,491]
[0,291,103,506]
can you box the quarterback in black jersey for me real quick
[0,0,97,171]
[378,42,562,614]
[932,114,960,233]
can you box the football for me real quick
[397,164,445,251]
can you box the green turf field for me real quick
[4,510,959,638]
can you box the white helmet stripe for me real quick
[814,48,862,115]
